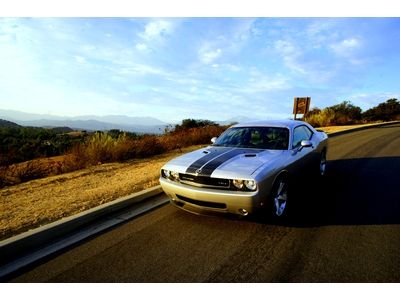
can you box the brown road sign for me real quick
[293,97,311,115]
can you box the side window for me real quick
[292,126,312,149]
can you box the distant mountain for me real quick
[0,109,167,134]
[15,119,165,134]
[0,109,67,122]
[217,116,256,125]
[0,119,21,128]
[71,115,167,126]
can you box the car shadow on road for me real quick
[254,156,400,227]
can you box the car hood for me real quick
[163,146,285,179]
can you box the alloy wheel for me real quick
[320,152,327,176]
[274,180,288,217]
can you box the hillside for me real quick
[0,109,168,134]
[0,119,21,128]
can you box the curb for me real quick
[0,185,163,267]
[325,121,400,137]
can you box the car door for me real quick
[290,125,315,174]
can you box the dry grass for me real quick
[0,126,226,188]
[0,145,204,241]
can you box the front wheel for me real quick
[269,176,290,220]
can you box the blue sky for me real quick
[0,17,399,123]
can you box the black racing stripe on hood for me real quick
[186,147,232,174]
[199,149,264,176]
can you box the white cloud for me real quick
[139,20,174,41]
[330,38,361,56]
[274,39,296,55]
[199,46,222,64]
[116,63,170,77]
[225,64,241,72]
[274,39,307,74]
[243,73,291,93]
[135,43,148,51]
[74,55,86,64]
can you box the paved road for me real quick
[10,124,400,282]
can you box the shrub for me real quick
[362,98,400,121]
[305,108,336,127]
[305,101,362,127]
[1,123,229,186]
[0,160,57,187]
[68,132,133,166]
[173,119,218,131]
[160,125,227,151]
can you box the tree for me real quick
[174,119,218,131]
[362,98,400,121]
[304,102,362,127]
[328,101,362,125]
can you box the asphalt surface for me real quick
[10,124,400,282]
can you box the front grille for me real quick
[179,173,230,189]
[176,195,227,209]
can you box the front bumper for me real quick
[159,177,265,215]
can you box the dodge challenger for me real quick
[160,120,328,218]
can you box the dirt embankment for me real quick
[0,145,204,241]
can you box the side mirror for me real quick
[298,140,313,151]
[211,137,217,144]
[301,140,312,148]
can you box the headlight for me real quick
[162,169,179,181]
[162,169,170,178]
[232,179,257,191]
[232,179,243,189]
[244,180,257,191]
[170,171,179,181]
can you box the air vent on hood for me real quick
[203,150,210,154]
[244,154,257,157]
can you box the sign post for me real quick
[293,97,311,120]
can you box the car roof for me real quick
[230,119,312,131]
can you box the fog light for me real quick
[238,208,248,216]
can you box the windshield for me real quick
[214,127,289,150]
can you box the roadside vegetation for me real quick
[0,119,227,187]
[0,98,399,188]
[304,98,400,127]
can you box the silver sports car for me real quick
[160,120,328,218]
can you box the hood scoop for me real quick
[244,153,257,157]
[203,150,210,154]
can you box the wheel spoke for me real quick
[277,181,284,195]
[320,153,326,175]
[274,180,287,216]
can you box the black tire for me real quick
[318,150,327,177]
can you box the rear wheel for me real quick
[319,150,327,176]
